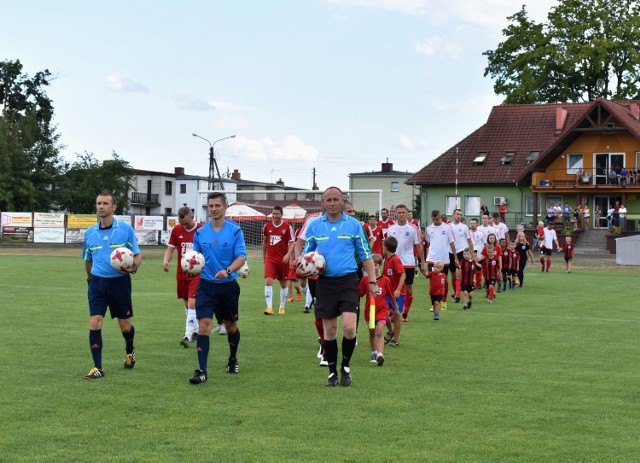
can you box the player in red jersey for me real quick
[377,207,395,241]
[498,238,510,293]
[359,254,396,366]
[382,236,406,348]
[562,236,575,273]
[481,247,501,303]
[163,206,204,347]
[424,260,447,320]
[459,249,477,310]
[366,215,383,256]
[262,206,294,315]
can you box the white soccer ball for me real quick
[297,252,326,277]
[181,250,206,275]
[238,262,251,278]
[110,247,134,271]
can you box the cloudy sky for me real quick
[2,0,557,190]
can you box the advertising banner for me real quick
[135,230,159,245]
[134,215,164,231]
[65,229,87,243]
[1,226,34,242]
[67,214,97,229]
[34,227,65,243]
[1,212,33,227]
[33,212,65,228]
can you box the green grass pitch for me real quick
[1,250,639,462]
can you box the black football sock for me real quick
[341,336,357,368]
[197,335,210,373]
[325,339,338,375]
[89,329,103,370]
[228,329,240,360]
[122,325,135,354]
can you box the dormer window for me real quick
[501,152,514,165]
[526,151,540,164]
[473,153,487,164]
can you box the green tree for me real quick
[57,152,135,214]
[484,0,640,103]
[0,59,64,211]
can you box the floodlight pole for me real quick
[192,133,236,190]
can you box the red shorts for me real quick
[264,260,289,281]
[177,276,200,301]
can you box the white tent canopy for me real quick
[282,203,307,220]
[226,202,266,220]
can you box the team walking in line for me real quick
[82,189,575,386]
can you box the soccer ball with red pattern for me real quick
[238,262,251,278]
[181,250,205,275]
[110,247,134,271]
[297,252,326,277]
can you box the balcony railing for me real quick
[130,192,160,206]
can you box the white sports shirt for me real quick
[387,223,419,267]
[425,223,454,263]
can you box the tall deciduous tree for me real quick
[57,152,135,214]
[0,59,64,211]
[484,0,640,104]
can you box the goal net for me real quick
[195,189,383,259]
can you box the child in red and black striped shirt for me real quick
[482,247,501,303]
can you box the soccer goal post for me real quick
[195,189,383,259]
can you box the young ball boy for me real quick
[358,254,396,366]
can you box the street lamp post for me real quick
[192,133,236,190]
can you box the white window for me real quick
[567,153,583,174]
[473,153,487,164]
[501,152,514,164]
[546,195,562,208]
[526,151,540,164]
[465,196,481,216]
[636,152,640,169]
[446,196,460,215]
[525,196,533,216]
[391,181,400,192]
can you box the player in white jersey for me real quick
[468,218,486,289]
[425,210,457,309]
[448,209,474,302]
[387,204,425,322]
[540,222,560,272]
[478,213,497,242]
[492,212,510,243]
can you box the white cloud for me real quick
[207,100,242,111]
[399,134,416,151]
[414,36,441,56]
[171,94,214,111]
[106,75,149,93]
[234,135,319,162]
[324,0,557,25]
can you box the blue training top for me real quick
[193,219,247,283]
[83,218,141,278]
[302,212,372,278]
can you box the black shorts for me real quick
[315,273,359,319]
[88,275,133,319]
[195,279,240,323]
[564,257,573,263]
[542,247,553,256]
[404,267,416,285]
[484,279,497,288]
[461,284,474,293]
[449,251,463,269]
[430,294,443,304]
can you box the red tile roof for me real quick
[408,99,640,186]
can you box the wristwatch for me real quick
[226,267,232,274]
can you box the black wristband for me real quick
[369,281,377,285]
